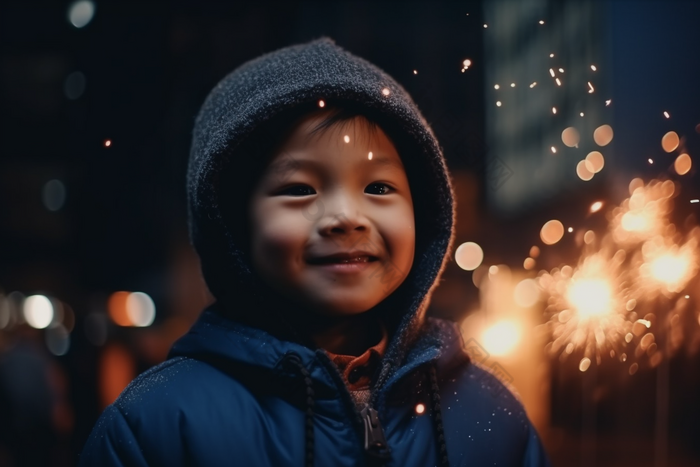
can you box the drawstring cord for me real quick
[284,354,316,467]
[428,362,450,467]
[283,354,449,467]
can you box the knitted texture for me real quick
[187,37,456,381]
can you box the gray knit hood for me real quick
[187,37,455,362]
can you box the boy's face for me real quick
[248,110,415,317]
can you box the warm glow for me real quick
[621,212,650,232]
[541,220,565,245]
[104,139,112,147]
[674,153,691,175]
[650,254,689,286]
[588,82,595,93]
[343,135,350,143]
[514,279,540,307]
[663,111,670,119]
[318,100,325,108]
[455,242,484,271]
[593,125,613,146]
[552,107,557,114]
[496,101,502,107]
[661,131,679,153]
[482,321,520,356]
[494,84,500,89]
[551,146,557,154]
[568,279,612,318]
[415,403,425,414]
[368,151,373,160]
[590,201,603,213]
[126,292,156,327]
[381,88,390,96]
[530,82,537,88]
[529,245,540,258]
[591,65,597,71]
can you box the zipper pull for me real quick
[361,404,391,461]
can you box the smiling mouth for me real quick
[307,256,379,265]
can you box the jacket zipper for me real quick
[315,350,392,464]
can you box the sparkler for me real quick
[539,179,700,371]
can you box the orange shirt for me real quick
[325,322,388,391]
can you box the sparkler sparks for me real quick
[540,179,700,372]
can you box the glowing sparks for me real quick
[381,87,391,96]
[605,99,612,106]
[552,107,557,115]
[691,199,699,204]
[540,177,700,372]
[663,111,670,119]
[496,101,502,107]
[568,227,574,233]
[343,135,350,143]
[549,53,554,58]
[551,146,557,154]
[558,68,564,73]
[483,24,488,28]
[555,78,561,86]
[590,201,604,213]
[415,403,425,414]
[368,151,373,160]
[104,139,112,147]
[549,69,555,78]
[588,82,595,93]
[539,20,545,25]
[413,70,418,75]
[648,158,654,164]
[494,84,500,90]
[530,82,537,88]
[580,112,585,117]
[591,65,597,71]
[318,99,325,108]
[462,59,472,71]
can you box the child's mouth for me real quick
[307,253,380,273]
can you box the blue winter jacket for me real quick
[79,37,552,466]
[79,308,550,467]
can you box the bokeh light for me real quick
[585,151,605,173]
[561,127,580,147]
[23,295,54,329]
[43,179,66,211]
[674,153,692,175]
[593,124,614,146]
[541,220,565,245]
[514,279,540,307]
[67,1,95,28]
[482,321,520,356]
[576,160,594,181]
[661,131,679,153]
[64,71,86,100]
[455,242,484,271]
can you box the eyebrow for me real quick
[268,154,404,177]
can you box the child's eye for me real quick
[279,185,316,196]
[365,183,394,195]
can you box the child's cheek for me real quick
[255,207,309,266]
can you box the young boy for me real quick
[79,37,551,467]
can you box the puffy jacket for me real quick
[78,37,551,467]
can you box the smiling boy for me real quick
[79,37,551,467]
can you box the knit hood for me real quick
[187,36,455,371]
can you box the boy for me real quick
[79,37,551,467]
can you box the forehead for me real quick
[269,110,405,170]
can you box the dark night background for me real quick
[1,1,700,466]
